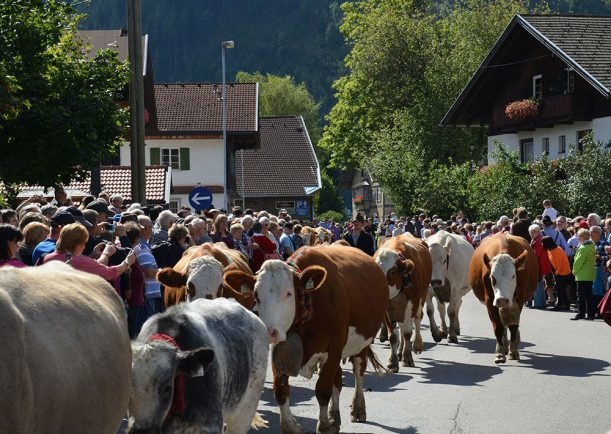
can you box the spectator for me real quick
[542,215,570,255]
[79,195,96,210]
[568,220,589,259]
[571,228,597,320]
[151,210,176,246]
[43,223,135,283]
[279,222,296,260]
[542,236,572,311]
[343,213,374,256]
[108,194,123,215]
[32,210,75,264]
[605,218,611,244]
[497,216,511,233]
[18,211,49,231]
[291,224,305,251]
[590,226,609,307]
[2,209,18,227]
[187,218,212,246]
[511,207,532,242]
[152,224,188,268]
[136,215,162,317]
[211,213,235,249]
[529,224,554,308]
[230,223,248,259]
[242,215,255,237]
[40,204,58,219]
[86,201,111,225]
[556,216,571,241]
[587,213,601,228]
[123,221,146,338]
[251,222,279,272]
[18,222,49,266]
[542,199,558,221]
[268,222,283,256]
[0,224,26,268]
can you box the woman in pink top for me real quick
[43,223,135,282]
[0,224,27,268]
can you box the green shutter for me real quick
[180,147,190,170]
[150,147,160,165]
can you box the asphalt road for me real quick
[256,293,611,434]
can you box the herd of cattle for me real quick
[0,230,539,434]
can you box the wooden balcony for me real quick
[492,93,589,133]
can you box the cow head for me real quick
[223,260,327,343]
[129,339,214,433]
[375,248,415,299]
[157,256,224,301]
[484,251,528,308]
[429,236,452,288]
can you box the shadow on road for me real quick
[458,335,535,354]
[365,420,420,434]
[257,407,318,433]
[261,382,314,406]
[517,350,611,377]
[417,357,503,386]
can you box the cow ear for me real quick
[513,250,529,271]
[157,268,188,288]
[177,348,214,377]
[223,270,256,295]
[401,259,415,275]
[483,253,491,271]
[443,238,452,255]
[299,265,327,293]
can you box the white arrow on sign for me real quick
[191,192,211,205]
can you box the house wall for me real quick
[487,116,611,164]
[234,196,314,220]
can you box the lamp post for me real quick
[221,40,234,212]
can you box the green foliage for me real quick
[0,0,129,188]
[316,210,344,222]
[236,71,321,143]
[315,171,344,216]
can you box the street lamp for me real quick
[221,40,234,212]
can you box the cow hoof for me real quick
[387,363,399,373]
[281,418,304,434]
[448,335,459,344]
[456,328,461,336]
[494,354,507,364]
[350,410,367,423]
[413,337,423,354]
[509,351,520,361]
[432,329,444,343]
[402,358,415,368]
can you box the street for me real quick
[256,293,611,434]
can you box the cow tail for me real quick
[251,411,268,430]
[366,346,387,376]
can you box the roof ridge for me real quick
[261,116,299,120]
[154,82,255,86]
[521,13,611,19]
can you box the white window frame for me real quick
[558,135,566,154]
[161,148,180,170]
[169,198,180,213]
[542,137,549,156]
[533,74,543,99]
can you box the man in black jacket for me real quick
[343,213,375,256]
[510,207,532,242]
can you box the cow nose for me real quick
[205,294,214,300]
[495,297,511,308]
[431,279,442,287]
[268,328,279,344]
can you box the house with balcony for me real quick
[345,169,395,218]
[442,14,611,164]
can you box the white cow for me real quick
[425,230,474,343]
[0,262,131,434]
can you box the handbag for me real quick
[598,289,611,327]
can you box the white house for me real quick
[442,14,611,164]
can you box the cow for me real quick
[129,297,268,433]
[157,242,254,309]
[0,262,131,434]
[224,245,389,434]
[469,233,538,364]
[375,234,432,371]
[302,226,332,246]
[425,230,474,343]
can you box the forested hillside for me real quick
[79,0,611,117]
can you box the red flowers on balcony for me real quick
[505,98,539,121]
[352,194,364,204]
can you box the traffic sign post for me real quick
[188,186,213,211]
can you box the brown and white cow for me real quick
[375,234,432,371]
[302,226,332,246]
[224,245,388,434]
[469,233,539,364]
[157,242,254,309]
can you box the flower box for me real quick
[505,99,539,121]
[352,194,364,204]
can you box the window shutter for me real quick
[180,147,190,170]
[150,147,160,165]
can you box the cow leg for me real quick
[447,296,462,344]
[315,359,340,434]
[437,300,448,339]
[487,305,506,364]
[400,312,415,368]
[426,288,444,342]
[350,353,367,423]
[502,327,509,355]
[413,302,424,355]
[387,326,400,373]
[274,374,303,434]
[508,325,521,360]
[328,369,342,430]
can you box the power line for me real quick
[481,54,551,69]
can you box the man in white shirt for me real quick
[542,199,558,221]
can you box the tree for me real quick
[236,71,321,143]
[314,171,344,215]
[0,0,129,188]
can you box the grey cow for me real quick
[129,297,268,434]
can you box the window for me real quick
[161,148,180,169]
[566,68,575,94]
[169,199,180,213]
[558,135,566,154]
[520,139,534,163]
[577,129,592,152]
[372,187,382,203]
[533,74,543,99]
[542,137,549,156]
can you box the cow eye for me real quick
[286,291,292,297]
[163,384,173,397]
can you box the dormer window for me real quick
[533,75,543,99]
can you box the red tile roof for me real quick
[235,116,321,197]
[153,83,258,133]
[76,30,148,73]
[18,166,169,203]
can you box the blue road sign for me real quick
[295,199,310,217]
[188,186,213,211]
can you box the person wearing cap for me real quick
[542,215,570,255]
[86,201,111,225]
[343,213,374,256]
[31,210,75,264]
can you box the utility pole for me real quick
[127,0,146,204]
[221,40,234,212]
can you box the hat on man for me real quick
[50,210,76,227]
[578,220,589,229]
[65,206,93,228]
[87,201,111,216]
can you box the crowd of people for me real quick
[1,192,609,341]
